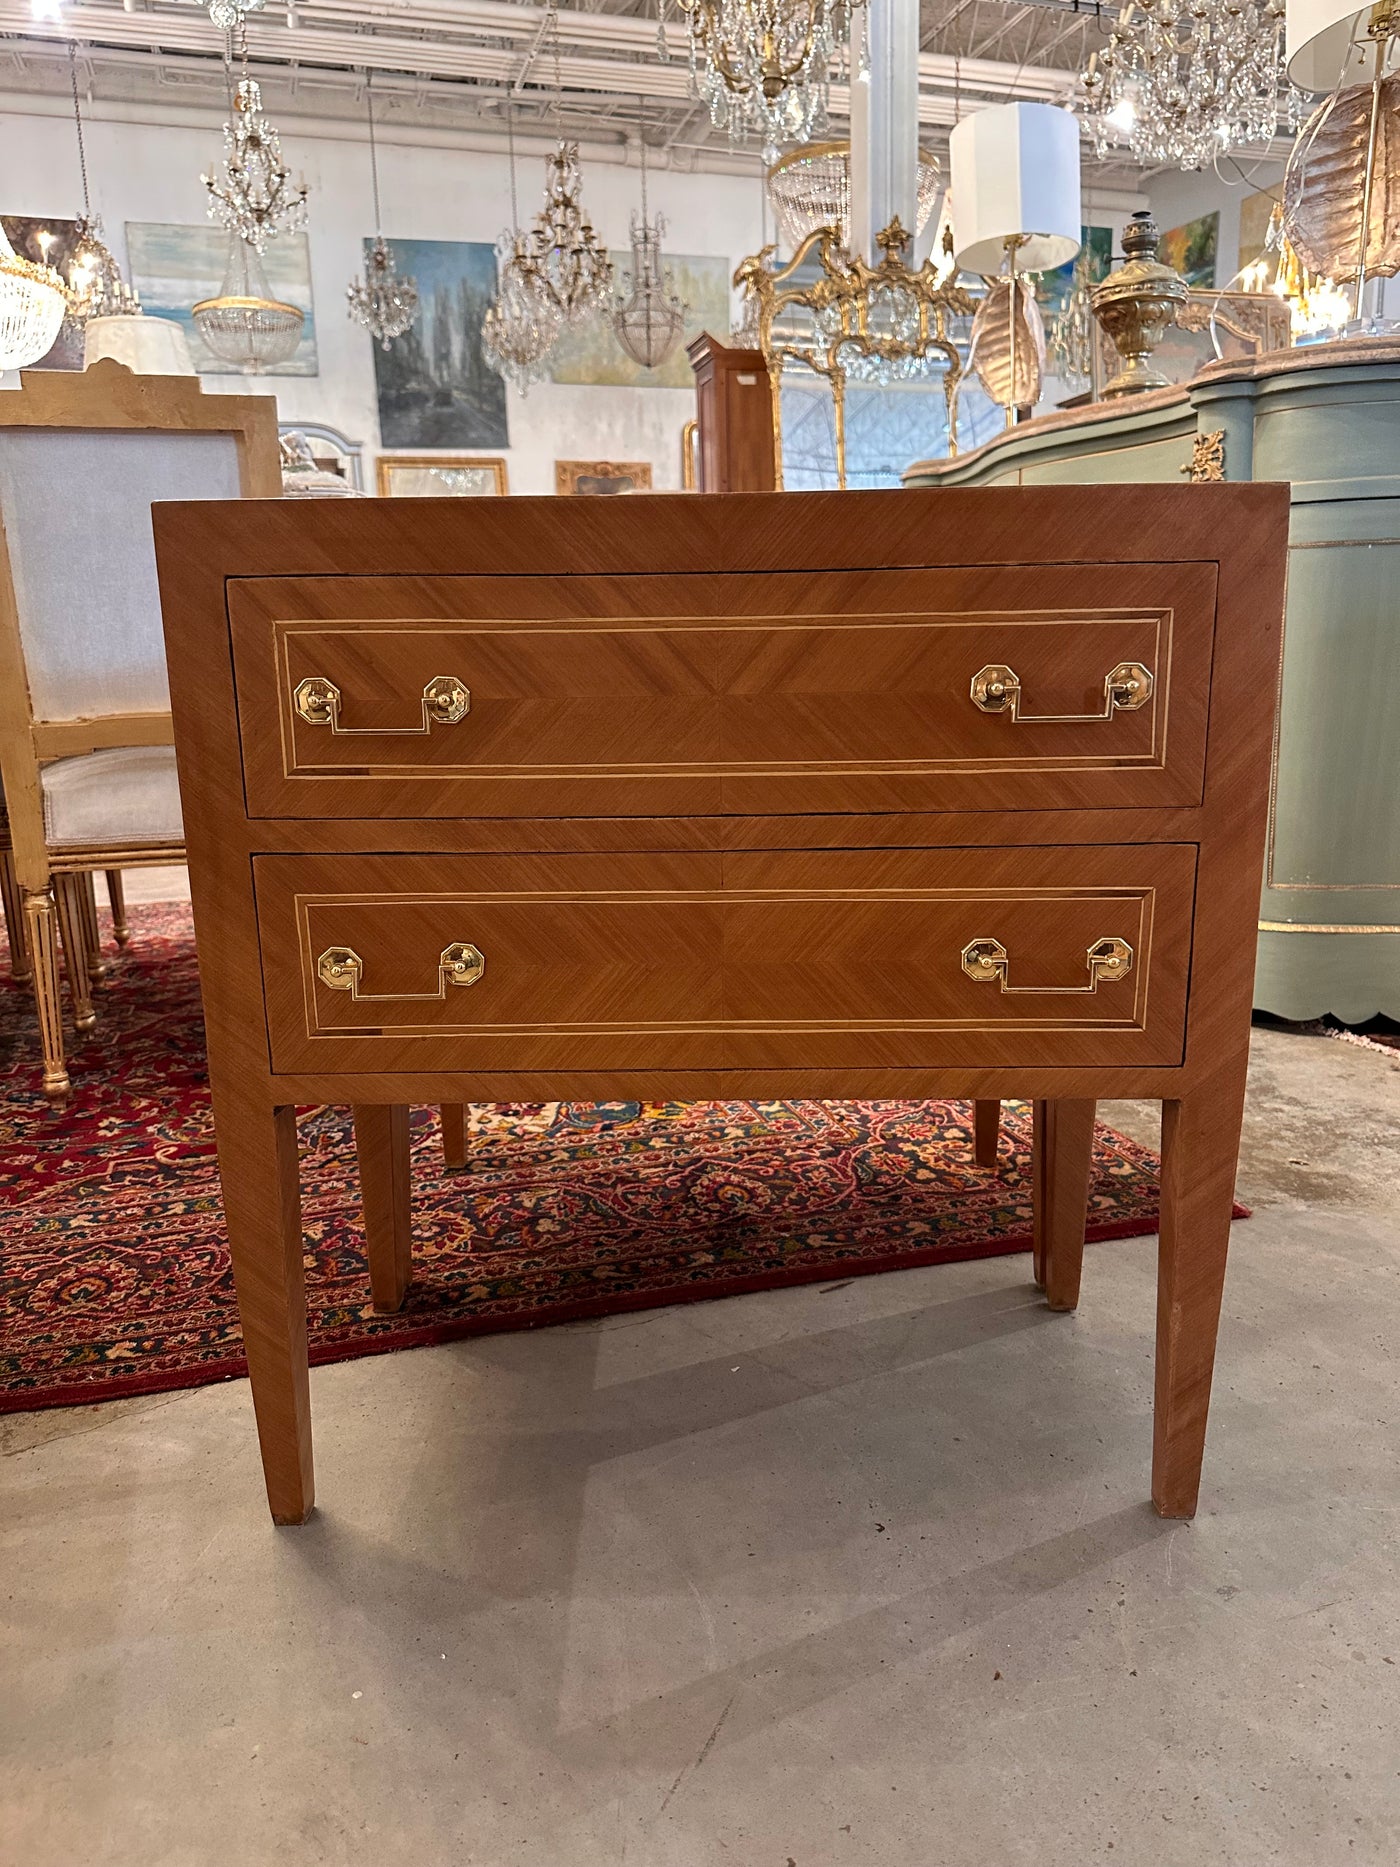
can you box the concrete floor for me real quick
[5,993,1400,1864]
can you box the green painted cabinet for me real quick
[906,343,1400,1020]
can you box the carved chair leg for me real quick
[1,849,32,984]
[973,1099,1001,1169]
[78,871,107,982]
[354,1105,413,1313]
[52,874,96,1032]
[215,1100,314,1524]
[1032,1099,1097,1312]
[441,1104,468,1171]
[23,888,69,1100]
[105,870,130,947]
[1153,1074,1247,1520]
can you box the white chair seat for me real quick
[40,746,183,849]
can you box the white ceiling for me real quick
[0,0,1150,188]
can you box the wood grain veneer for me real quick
[152,484,1289,1528]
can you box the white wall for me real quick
[1148,161,1286,288]
[0,94,767,492]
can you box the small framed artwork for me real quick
[376,455,508,497]
[555,459,653,496]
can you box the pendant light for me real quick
[63,42,140,331]
[346,71,419,349]
[610,99,687,370]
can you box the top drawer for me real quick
[228,563,1216,819]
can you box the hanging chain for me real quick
[507,99,520,227]
[67,42,93,219]
[365,69,384,235]
[638,95,649,224]
[550,1,563,132]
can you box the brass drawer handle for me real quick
[961,935,1133,994]
[970,661,1153,722]
[316,942,485,1000]
[294,674,470,734]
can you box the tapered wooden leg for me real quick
[78,871,106,981]
[105,870,130,947]
[217,1101,313,1524]
[973,1099,1001,1169]
[24,888,68,1100]
[440,1103,468,1171]
[1033,1099,1097,1313]
[355,1104,413,1312]
[1,850,31,984]
[53,874,96,1032]
[1153,1074,1247,1520]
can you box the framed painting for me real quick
[1160,211,1220,289]
[0,217,83,369]
[555,460,653,495]
[126,221,318,376]
[376,456,508,497]
[366,238,507,449]
[547,254,731,388]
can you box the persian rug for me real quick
[1,902,1211,1413]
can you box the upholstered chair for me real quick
[0,361,280,1098]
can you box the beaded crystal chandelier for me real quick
[346,74,418,350]
[610,107,687,369]
[678,0,870,153]
[193,231,303,371]
[203,46,308,254]
[1079,0,1292,170]
[766,139,942,249]
[0,224,66,371]
[483,109,562,396]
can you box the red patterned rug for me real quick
[2,901,1205,1413]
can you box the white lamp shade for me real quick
[84,314,196,377]
[949,102,1083,275]
[1285,0,1366,90]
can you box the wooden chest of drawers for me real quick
[153,485,1288,1527]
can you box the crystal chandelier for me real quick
[1079,0,1292,170]
[346,74,418,350]
[63,46,140,329]
[766,139,942,249]
[482,107,563,396]
[0,223,66,371]
[677,0,870,153]
[610,105,687,369]
[193,231,303,370]
[203,35,308,255]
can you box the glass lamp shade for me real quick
[949,103,1082,276]
[0,223,67,371]
[192,234,303,370]
[1286,0,1370,90]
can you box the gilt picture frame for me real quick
[376,455,509,497]
[554,459,653,495]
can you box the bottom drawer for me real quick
[253,845,1196,1075]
